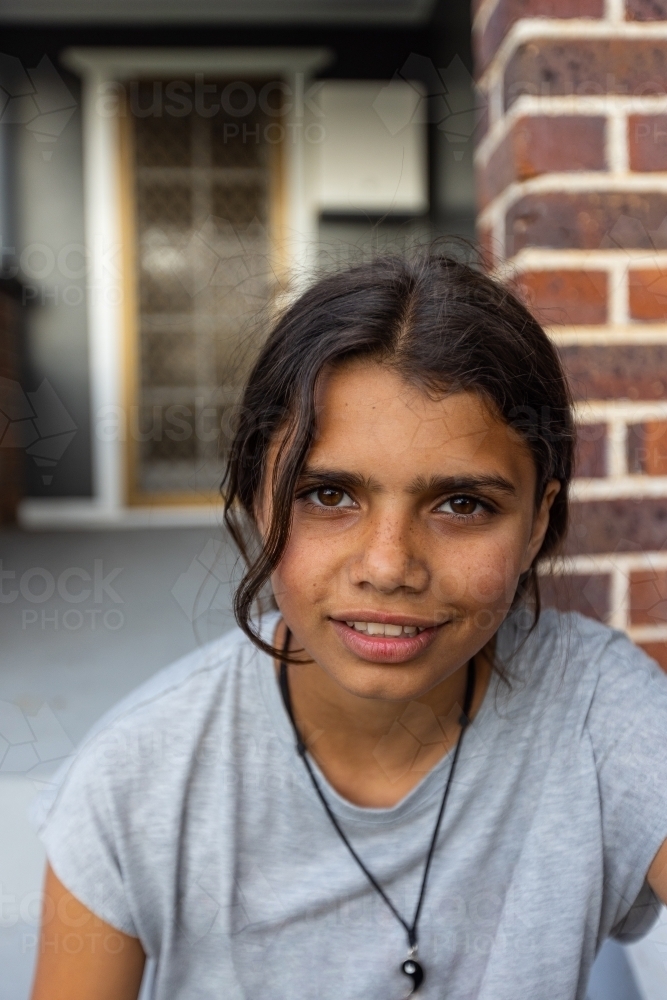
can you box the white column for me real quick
[79,71,125,512]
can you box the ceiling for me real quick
[0,0,438,25]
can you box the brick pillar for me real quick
[473,0,667,667]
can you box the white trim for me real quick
[609,563,629,630]
[513,248,667,269]
[606,419,628,478]
[472,0,500,33]
[546,550,667,574]
[627,624,667,642]
[570,476,667,501]
[575,399,667,421]
[609,257,630,326]
[79,66,125,512]
[18,498,224,531]
[56,47,329,520]
[488,77,504,133]
[61,47,333,79]
[605,0,626,22]
[549,326,667,346]
[605,107,628,174]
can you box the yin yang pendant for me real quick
[401,949,424,995]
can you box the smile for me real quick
[344,621,426,636]
[329,617,445,664]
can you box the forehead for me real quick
[310,360,534,482]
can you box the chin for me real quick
[331,659,448,702]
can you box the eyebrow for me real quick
[298,467,518,498]
[407,474,518,498]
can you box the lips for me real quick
[329,617,444,664]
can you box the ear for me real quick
[521,479,561,574]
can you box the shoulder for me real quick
[31,618,275,833]
[85,621,262,741]
[503,605,657,674]
[538,607,667,697]
[499,606,620,686]
[497,607,667,718]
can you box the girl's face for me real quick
[265,360,560,702]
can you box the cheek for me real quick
[433,535,526,610]
[270,530,336,610]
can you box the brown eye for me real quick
[318,487,343,506]
[438,496,480,516]
[309,487,354,508]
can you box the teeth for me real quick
[344,621,425,637]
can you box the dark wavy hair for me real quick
[221,252,575,662]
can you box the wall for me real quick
[474,0,667,668]
[9,64,92,497]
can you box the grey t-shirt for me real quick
[33,609,667,1000]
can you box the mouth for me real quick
[329,615,446,664]
[344,620,427,636]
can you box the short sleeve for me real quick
[32,727,138,937]
[585,631,667,932]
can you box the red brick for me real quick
[645,421,667,473]
[629,269,667,320]
[504,40,667,110]
[628,423,645,473]
[539,572,610,621]
[626,0,667,20]
[575,423,607,477]
[566,498,667,554]
[477,116,606,208]
[560,344,667,400]
[515,269,607,325]
[474,0,604,77]
[628,421,667,474]
[630,569,667,624]
[629,114,667,171]
[506,191,667,254]
[638,642,667,671]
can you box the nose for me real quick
[349,509,430,595]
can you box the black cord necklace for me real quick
[278,627,476,997]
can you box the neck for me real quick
[274,620,492,808]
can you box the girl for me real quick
[31,253,667,1000]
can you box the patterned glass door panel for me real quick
[129,79,281,499]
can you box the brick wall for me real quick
[473,0,667,668]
